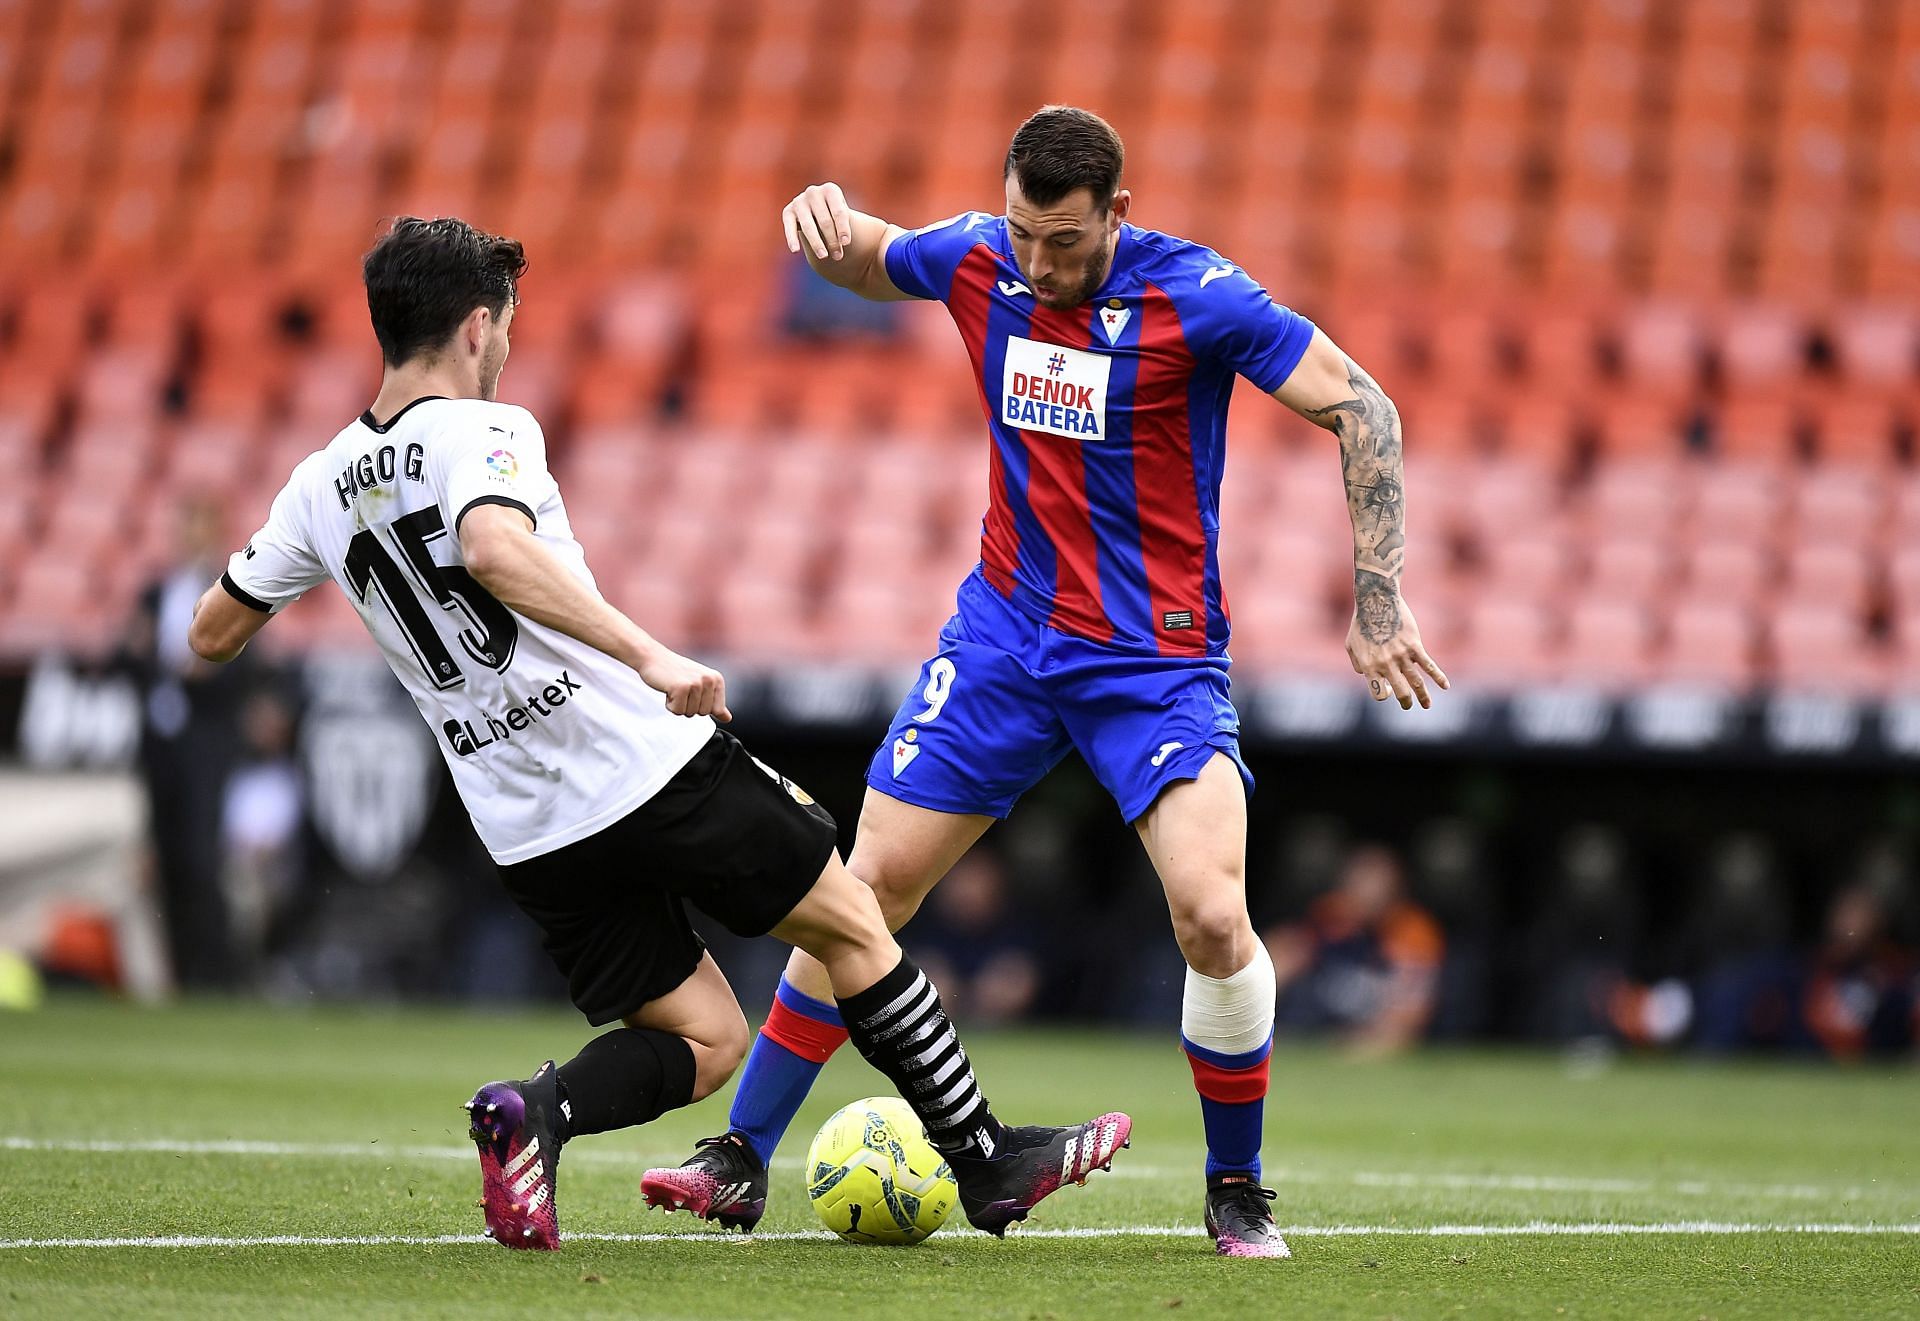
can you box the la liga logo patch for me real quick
[485,449,518,479]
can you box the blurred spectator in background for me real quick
[782,261,904,342]
[903,846,1040,1025]
[1524,825,1641,1043]
[1682,832,1799,1052]
[220,688,306,983]
[1803,848,1917,1060]
[1268,844,1443,1054]
[121,497,249,991]
[1410,818,1494,1040]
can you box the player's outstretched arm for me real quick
[782,181,914,302]
[187,584,272,663]
[459,504,730,721]
[1274,328,1449,710]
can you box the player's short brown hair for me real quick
[1004,106,1125,210]
[362,217,527,368]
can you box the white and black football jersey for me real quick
[223,396,712,864]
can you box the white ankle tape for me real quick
[1180,943,1276,1057]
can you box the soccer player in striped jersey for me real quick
[187,216,1128,1251]
[646,106,1447,1259]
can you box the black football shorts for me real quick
[497,729,839,1025]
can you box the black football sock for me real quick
[837,954,1007,1162]
[553,1027,697,1142]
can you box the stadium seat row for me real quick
[2,425,1915,692]
[4,0,1920,298]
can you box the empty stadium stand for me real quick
[0,0,1914,692]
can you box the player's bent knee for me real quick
[775,858,892,960]
[842,852,925,930]
[1171,900,1257,976]
[865,871,929,931]
[686,1008,752,1103]
[818,883,892,961]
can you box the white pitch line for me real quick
[3,1137,1906,1203]
[2,1137,474,1162]
[2,1222,1918,1251]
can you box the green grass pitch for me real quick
[2,998,1915,1319]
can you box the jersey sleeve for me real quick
[441,407,557,533]
[222,472,327,613]
[883,211,997,302]
[1174,258,1317,392]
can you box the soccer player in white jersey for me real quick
[187,217,1129,1250]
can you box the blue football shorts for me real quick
[864,567,1254,823]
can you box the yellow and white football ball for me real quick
[805,1096,959,1245]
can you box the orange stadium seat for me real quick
[1462,598,1557,688]
[1619,304,1705,397]
[1479,527,1577,607]
[1780,542,1872,614]
[818,575,949,664]
[559,425,654,494]
[1716,304,1805,389]
[1660,599,1761,692]
[1678,540,1772,616]
[1556,119,1636,214]
[1668,40,1748,131]
[1395,393,1487,459]
[1692,459,1784,529]
[1246,522,1343,603]
[1815,398,1902,467]
[1594,396,1688,461]
[166,423,254,497]
[1559,40,1643,128]
[1582,458,1686,533]
[1893,473,1920,540]
[1585,535,1671,605]
[1229,596,1348,678]
[1889,542,1920,615]
[1830,304,1918,384]
[711,576,820,662]
[74,347,171,427]
[1862,204,1920,298]
[1452,455,1558,539]
[1560,598,1656,690]
[1497,382,1574,464]
[1791,464,1884,546]
[0,554,109,658]
[1768,602,1885,695]
[191,369,277,431]
[1714,398,1799,465]
[1757,205,1846,304]
[1660,123,1743,214]
[1457,41,1532,122]
[1434,193,1525,295]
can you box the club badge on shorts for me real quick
[891,732,920,777]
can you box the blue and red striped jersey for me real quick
[886,213,1315,657]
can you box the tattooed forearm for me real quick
[1354,569,1401,646]
[1305,358,1407,608]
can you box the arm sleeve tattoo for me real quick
[1302,359,1406,646]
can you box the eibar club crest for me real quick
[1098,298,1131,345]
[891,736,920,777]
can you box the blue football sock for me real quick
[728,977,848,1167]
[1183,1035,1271,1181]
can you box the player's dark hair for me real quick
[362,217,527,368]
[1004,105,1125,210]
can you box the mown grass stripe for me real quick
[5,1136,1904,1203]
[4,1222,1917,1250]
